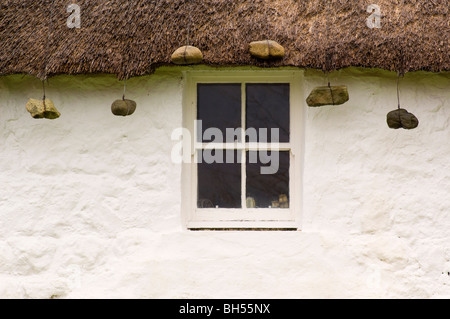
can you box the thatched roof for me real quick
[0,0,448,79]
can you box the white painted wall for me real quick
[0,67,449,299]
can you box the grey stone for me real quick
[306,86,349,107]
[111,99,137,116]
[249,40,285,59]
[171,46,203,65]
[387,108,419,130]
[26,98,61,119]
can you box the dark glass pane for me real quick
[198,150,242,209]
[246,84,290,143]
[246,151,289,209]
[197,84,241,143]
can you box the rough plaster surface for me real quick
[0,68,449,299]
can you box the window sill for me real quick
[186,220,300,230]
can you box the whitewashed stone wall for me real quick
[0,67,449,298]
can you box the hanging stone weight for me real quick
[306,86,349,107]
[171,46,203,65]
[249,40,285,60]
[25,98,60,119]
[111,99,137,117]
[387,108,419,130]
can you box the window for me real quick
[181,71,304,229]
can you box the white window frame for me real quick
[181,70,304,230]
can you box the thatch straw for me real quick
[0,0,448,80]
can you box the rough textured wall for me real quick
[303,69,450,298]
[0,68,449,298]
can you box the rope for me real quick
[396,72,402,124]
[43,0,54,81]
[186,8,191,46]
[41,0,55,111]
[121,78,133,115]
[397,72,401,109]
[122,78,127,100]
[265,0,270,39]
[324,0,332,74]
[328,81,335,106]
[397,0,406,75]
[42,80,46,111]
[325,0,334,105]
[183,0,192,63]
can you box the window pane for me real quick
[246,151,289,209]
[198,150,242,209]
[246,84,290,143]
[197,84,241,143]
